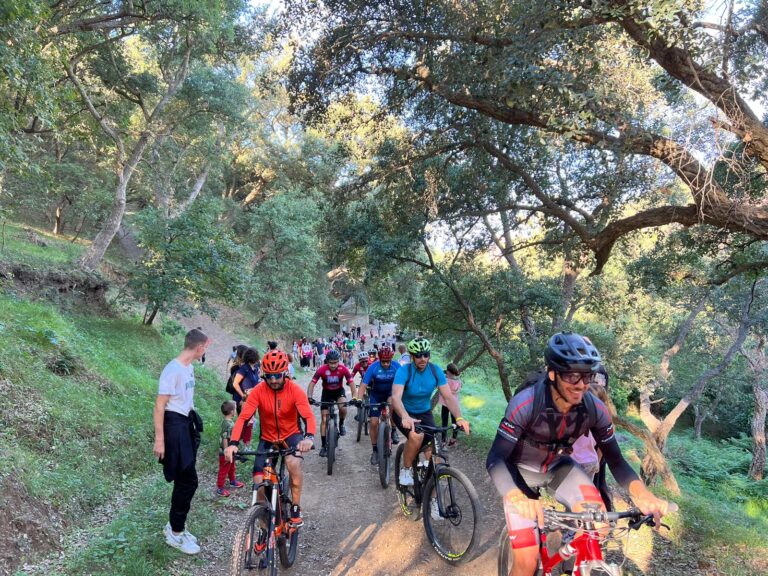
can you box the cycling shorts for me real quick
[503,459,604,549]
[392,409,435,449]
[367,391,390,418]
[320,387,346,404]
[252,433,303,474]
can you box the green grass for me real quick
[0,222,87,266]
[0,293,225,575]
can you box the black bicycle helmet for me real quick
[544,331,601,372]
[326,350,340,362]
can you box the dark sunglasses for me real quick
[264,373,284,381]
[558,372,593,385]
[413,352,431,359]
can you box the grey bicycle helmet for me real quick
[544,331,601,372]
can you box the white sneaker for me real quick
[430,498,441,520]
[165,522,197,544]
[399,467,414,486]
[165,527,201,555]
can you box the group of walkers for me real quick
[154,326,674,576]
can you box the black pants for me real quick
[440,406,457,442]
[170,464,199,532]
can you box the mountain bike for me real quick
[497,504,677,576]
[368,401,392,488]
[230,446,301,576]
[394,423,482,564]
[356,393,370,442]
[311,398,355,475]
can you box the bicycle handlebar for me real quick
[414,423,465,434]
[237,447,298,458]
[544,502,678,528]
[310,399,359,408]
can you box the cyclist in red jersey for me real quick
[307,350,356,456]
[225,350,316,527]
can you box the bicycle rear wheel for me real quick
[422,466,482,564]
[377,420,391,488]
[394,443,421,521]
[230,504,271,576]
[327,421,337,476]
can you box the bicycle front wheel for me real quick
[394,443,421,521]
[278,510,300,567]
[422,466,482,564]
[327,421,337,475]
[356,404,366,442]
[230,504,271,576]
[377,420,391,488]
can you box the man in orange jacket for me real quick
[225,349,316,527]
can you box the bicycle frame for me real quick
[248,449,297,545]
[410,424,459,518]
[539,530,607,576]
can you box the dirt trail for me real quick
[176,314,688,576]
[175,314,503,576]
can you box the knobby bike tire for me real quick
[377,420,391,488]
[394,443,421,521]
[422,466,483,564]
[327,420,337,476]
[356,404,366,442]
[278,525,299,568]
[230,504,271,576]
[497,524,547,576]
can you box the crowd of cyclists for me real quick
[160,323,674,574]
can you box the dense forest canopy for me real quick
[1,0,767,486]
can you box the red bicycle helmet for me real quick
[378,346,395,360]
[261,350,289,373]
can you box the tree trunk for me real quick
[745,336,768,481]
[78,173,130,270]
[143,304,160,326]
[693,396,720,440]
[749,383,767,480]
[641,288,754,482]
[602,396,680,493]
[693,404,704,440]
[53,205,64,235]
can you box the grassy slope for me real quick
[0,225,228,575]
[449,357,768,575]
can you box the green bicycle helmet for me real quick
[407,337,432,354]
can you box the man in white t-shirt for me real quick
[153,328,210,555]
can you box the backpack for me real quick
[225,371,236,395]
[513,369,598,456]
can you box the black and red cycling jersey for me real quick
[486,381,639,497]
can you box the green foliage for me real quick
[126,200,253,323]
[240,190,334,335]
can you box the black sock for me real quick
[339,417,345,426]
[321,436,327,448]
[372,445,378,452]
